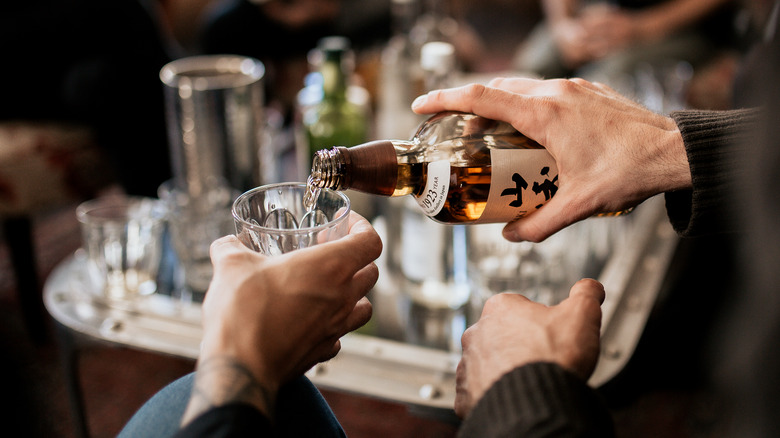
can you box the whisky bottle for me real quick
[309,111,559,224]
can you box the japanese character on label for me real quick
[500,166,559,210]
[532,166,558,209]
[500,173,528,207]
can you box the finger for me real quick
[209,235,265,273]
[289,212,381,283]
[344,262,380,303]
[320,338,342,362]
[570,77,643,108]
[209,234,246,259]
[328,212,382,268]
[556,279,605,379]
[486,76,601,100]
[493,76,630,111]
[343,296,373,333]
[307,338,343,368]
[502,190,592,242]
[347,210,371,232]
[485,76,550,94]
[567,77,603,93]
[556,279,605,327]
[411,80,579,147]
[344,212,384,266]
[412,83,536,127]
[567,278,606,305]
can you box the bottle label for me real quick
[476,149,559,223]
[415,160,450,217]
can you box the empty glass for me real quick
[158,180,236,298]
[76,196,167,301]
[232,182,350,255]
[160,55,265,197]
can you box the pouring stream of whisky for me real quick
[303,175,322,213]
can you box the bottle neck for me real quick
[311,140,400,196]
[321,59,348,100]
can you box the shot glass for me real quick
[76,196,167,301]
[232,182,350,255]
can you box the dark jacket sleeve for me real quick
[665,108,759,237]
[174,403,273,438]
[458,362,614,438]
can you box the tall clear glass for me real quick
[160,55,265,199]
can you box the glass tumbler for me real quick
[76,196,167,301]
[232,182,351,255]
[158,180,236,298]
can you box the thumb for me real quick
[210,234,253,260]
[502,190,590,242]
[568,278,606,305]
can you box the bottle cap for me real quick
[420,42,455,72]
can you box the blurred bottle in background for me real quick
[296,36,373,215]
[300,37,369,159]
[410,0,459,53]
[376,0,426,140]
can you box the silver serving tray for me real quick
[44,195,677,413]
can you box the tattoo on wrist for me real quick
[180,356,275,427]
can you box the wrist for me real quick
[647,115,692,195]
[181,355,279,427]
[199,308,280,394]
[614,113,691,205]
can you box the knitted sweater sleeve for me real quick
[457,362,614,438]
[665,109,759,236]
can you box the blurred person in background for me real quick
[514,0,742,95]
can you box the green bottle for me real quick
[302,37,368,167]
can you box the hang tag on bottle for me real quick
[415,160,450,217]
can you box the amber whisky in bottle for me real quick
[309,111,558,224]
